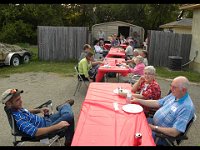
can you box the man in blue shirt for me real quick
[1,88,75,146]
[131,76,195,146]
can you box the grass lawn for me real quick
[1,44,200,83]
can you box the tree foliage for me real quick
[0,4,192,44]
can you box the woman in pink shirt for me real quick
[127,55,145,76]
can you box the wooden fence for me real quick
[37,26,90,61]
[147,30,192,67]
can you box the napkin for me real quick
[113,102,119,110]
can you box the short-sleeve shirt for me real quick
[12,108,45,137]
[125,45,133,56]
[78,57,92,78]
[137,79,161,100]
[129,63,145,76]
[153,93,195,133]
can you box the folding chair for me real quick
[155,114,197,146]
[4,100,67,146]
[73,65,89,96]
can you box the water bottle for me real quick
[126,91,132,104]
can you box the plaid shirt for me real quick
[153,93,195,133]
[137,79,161,100]
[12,108,45,137]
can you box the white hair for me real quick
[136,55,144,63]
[144,66,156,75]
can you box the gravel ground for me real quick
[0,72,199,146]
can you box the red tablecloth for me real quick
[106,47,125,58]
[95,58,129,82]
[71,83,156,146]
[120,44,127,49]
[104,43,111,50]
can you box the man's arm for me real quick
[29,107,49,114]
[29,108,42,114]
[35,121,70,137]
[149,124,181,137]
[131,98,160,109]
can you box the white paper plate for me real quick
[102,65,111,68]
[122,104,143,113]
[113,89,129,94]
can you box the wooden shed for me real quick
[91,21,144,47]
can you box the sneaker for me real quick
[56,99,74,111]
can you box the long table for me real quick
[71,83,156,146]
[106,47,126,58]
[104,44,127,50]
[95,58,129,82]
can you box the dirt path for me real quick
[0,72,199,146]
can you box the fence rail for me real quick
[38,26,90,61]
[148,30,192,67]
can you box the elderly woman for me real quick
[127,55,145,76]
[119,55,145,83]
[131,65,161,100]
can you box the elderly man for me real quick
[131,76,195,145]
[1,89,75,146]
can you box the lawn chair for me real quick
[73,65,89,96]
[4,100,67,146]
[155,114,197,146]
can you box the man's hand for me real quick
[40,107,49,115]
[148,124,155,130]
[55,121,70,130]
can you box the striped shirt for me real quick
[153,92,195,133]
[12,108,45,137]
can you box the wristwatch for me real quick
[155,126,158,131]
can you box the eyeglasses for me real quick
[170,84,179,89]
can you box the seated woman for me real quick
[119,55,145,83]
[131,65,161,100]
[127,55,145,76]
[78,51,95,82]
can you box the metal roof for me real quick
[179,4,200,10]
[159,18,192,29]
[92,21,143,29]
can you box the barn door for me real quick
[118,26,130,38]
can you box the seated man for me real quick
[130,76,195,146]
[78,44,92,62]
[1,88,75,146]
[140,50,148,66]
[124,41,133,60]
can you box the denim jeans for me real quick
[44,103,74,142]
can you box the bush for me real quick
[0,20,35,44]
